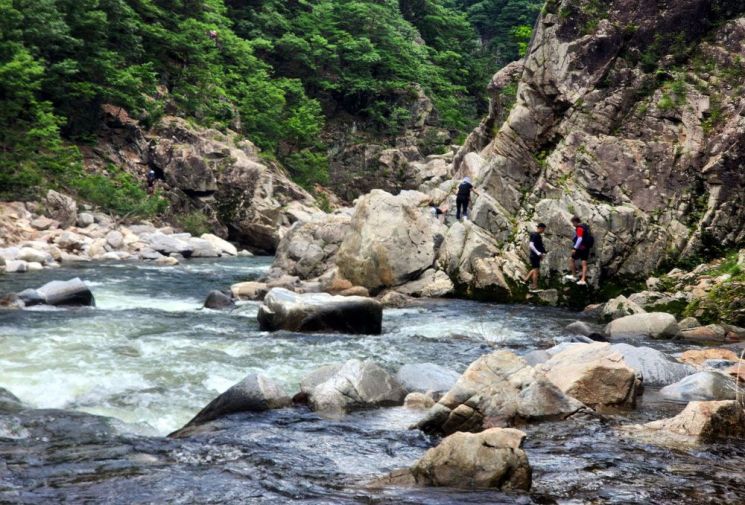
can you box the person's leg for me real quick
[456,200,462,220]
[463,199,469,219]
[581,260,588,282]
[530,269,539,289]
[568,254,576,275]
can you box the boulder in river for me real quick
[201,233,238,256]
[144,232,193,257]
[623,401,745,445]
[31,278,95,307]
[231,281,269,301]
[679,348,740,367]
[600,295,646,322]
[170,373,290,437]
[0,387,23,413]
[605,312,680,340]
[610,343,695,387]
[306,359,405,417]
[203,290,235,310]
[257,287,383,335]
[415,350,585,436]
[539,343,638,408]
[382,428,531,490]
[658,371,737,402]
[395,363,460,396]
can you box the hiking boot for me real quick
[564,274,577,281]
[577,279,587,286]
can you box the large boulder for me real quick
[600,295,646,322]
[257,288,383,334]
[623,401,745,445]
[170,373,290,437]
[201,233,237,256]
[415,350,585,436]
[43,190,77,228]
[658,371,738,402]
[404,428,531,490]
[611,343,695,386]
[36,278,95,307]
[396,269,454,298]
[187,238,221,258]
[203,290,235,310]
[144,232,193,257]
[539,343,638,408]
[605,313,681,340]
[335,190,444,291]
[306,359,405,416]
[395,363,460,396]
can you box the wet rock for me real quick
[144,232,193,257]
[395,363,460,395]
[659,372,737,402]
[37,278,95,307]
[610,343,695,386]
[605,313,680,340]
[299,364,343,397]
[17,289,45,307]
[679,348,740,367]
[201,233,237,256]
[625,401,745,444]
[600,295,646,322]
[203,290,235,310]
[539,343,638,408]
[230,281,269,301]
[527,289,559,306]
[378,290,414,308]
[678,317,702,330]
[565,320,606,340]
[257,288,383,335]
[0,387,23,413]
[170,373,290,437]
[155,256,179,266]
[415,350,585,436]
[44,190,77,228]
[5,260,28,273]
[0,293,24,309]
[26,262,43,271]
[680,324,727,343]
[396,269,454,298]
[404,392,436,410]
[307,359,405,416]
[407,428,531,490]
[187,238,221,258]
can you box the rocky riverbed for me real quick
[1,257,743,504]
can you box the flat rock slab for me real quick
[395,363,460,395]
[658,371,737,402]
[605,312,680,340]
[257,287,383,334]
[35,278,95,307]
[611,343,695,386]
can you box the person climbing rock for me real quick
[565,216,593,286]
[430,202,449,224]
[525,223,547,290]
[454,176,479,221]
[146,168,157,194]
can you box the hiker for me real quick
[455,176,479,221]
[430,202,449,224]
[146,168,157,194]
[565,216,593,286]
[524,223,547,290]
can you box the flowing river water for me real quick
[0,257,743,504]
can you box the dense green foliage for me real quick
[1,0,542,204]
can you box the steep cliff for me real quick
[270,0,745,305]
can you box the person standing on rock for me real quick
[146,168,157,194]
[455,176,479,221]
[566,216,593,286]
[525,223,547,290]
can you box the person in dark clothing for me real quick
[430,202,449,223]
[524,223,547,290]
[565,216,593,285]
[455,176,479,221]
[146,168,157,194]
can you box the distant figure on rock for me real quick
[524,223,547,291]
[146,168,157,194]
[430,202,449,224]
[565,216,593,286]
[454,176,479,221]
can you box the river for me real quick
[1,257,743,504]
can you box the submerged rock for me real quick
[0,387,23,413]
[539,343,638,408]
[203,290,235,310]
[605,313,680,340]
[658,371,737,402]
[257,287,383,334]
[415,350,585,436]
[306,359,405,416]
[170,373,290,437]
[611,343,695,387]
[623,401,745,445]
[382,428,531,490]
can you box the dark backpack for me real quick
[580,224,594,249]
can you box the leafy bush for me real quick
[177,210,212,236]
[69,167,168,218]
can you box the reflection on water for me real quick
[0,257,742,504]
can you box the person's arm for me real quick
[529,241,542,256]
[574,226,584,249]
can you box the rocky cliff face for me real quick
[270,0,745,304]
[82,106,321,252]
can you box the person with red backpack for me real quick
[565,216,593,286]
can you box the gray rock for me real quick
[36,278,95,307]
[678,317,702,330]
[659,371,737,402]
[308,359,405,416]
[44,190,77,228]
[187,238,221,258]
[201,233,237,256]
[601,295,646,322]
[395,363,460,395]
[566,320,605,339]
[30,216,57,231]
[144,232,193,257]
[523,350,552,366]
[0,387,23,413]
[257,288,383,335]
[106,230,124,249]
[170,373,290,437]
[299,364,343,395]
[17,289,45,307]
[610,343,695,386]
[77,212,95,227]
[16,247,51,265]
[203,290,235,310]
[396,269,454,298]
[605,312,681,340]
[5,260,28,273]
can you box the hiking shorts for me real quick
[572,248,590,261]
[529,253,542,269]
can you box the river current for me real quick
[0,257,743,504]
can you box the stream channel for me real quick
[0,257,743,504]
